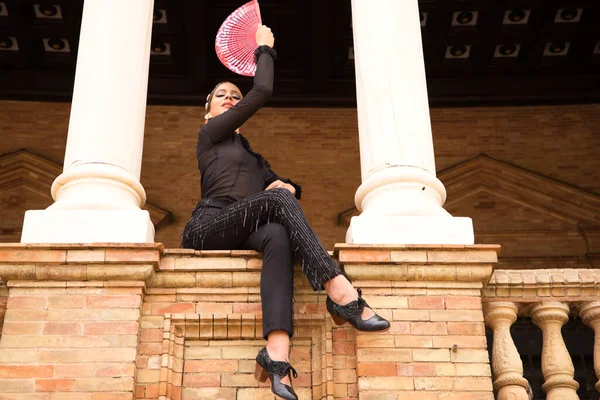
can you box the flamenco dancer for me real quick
[181,25,390,400]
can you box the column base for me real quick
[346,215,474,244]
[21,209,154,243]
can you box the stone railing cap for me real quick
[333,243,501,256]
[0,243,164,251]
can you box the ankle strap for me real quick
[285,365,298,380]
[357,287,370,308]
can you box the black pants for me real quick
[181,188,341,339]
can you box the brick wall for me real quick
[339,247,495,400]
[332,326,358,399]
[131,246,496,399]
[135,309,330,400]
[352,294,491,400]
[0,285,143,399]
[5,244,599,398]
[181,339,313,400]
[1,100,599,251]
[0,244,500,399]
[136,249,334,400]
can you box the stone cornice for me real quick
[0,243,163,252]
[341,264,494,284]
[334,243,501,255]
[484,268,600,302]
[335,244,497,284]
[0,244,501,288]
[0,243,162,284]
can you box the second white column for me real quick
[347,0,473,244]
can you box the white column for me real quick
[347,0,473,244]
[21,0,155,243]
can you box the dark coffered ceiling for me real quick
[0,0,599,107]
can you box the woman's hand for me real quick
[266,180,295,196]
[256,25,274,48]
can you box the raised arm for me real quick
[202,27,276,143]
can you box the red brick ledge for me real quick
[0,244,162,283]
[335,244,498,284]
[334,244,500,262]
[0,243,499,287]
[0,242,164,250]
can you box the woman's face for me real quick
[208,82,243,118]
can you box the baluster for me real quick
[579,301,600,393]
[484,302,529,400]
[531,302,579,400]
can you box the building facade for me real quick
[0,0,599,399]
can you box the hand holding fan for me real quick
[215,0,264,76]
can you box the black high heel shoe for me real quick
[326,288,391,332]
[254,347,298,400]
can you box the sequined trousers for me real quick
[181,188,341,338]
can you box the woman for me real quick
[181,25,390,400]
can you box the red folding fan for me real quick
[215,0,263,77]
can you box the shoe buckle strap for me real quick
[286,365,298,379]
[359,297,369,309]
[356,288,370,309]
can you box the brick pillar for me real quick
[336,244,497,400]
[0,284,142,398]
[0,244,161,400]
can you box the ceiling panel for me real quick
[0,0,598,106]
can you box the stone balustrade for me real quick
[484,269,600,400]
